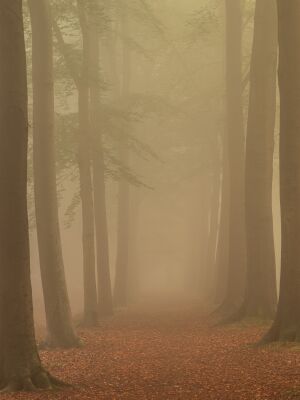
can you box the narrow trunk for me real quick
[77,0,98,327]
[0,1,63,390]
[242,0,277,319]
[213,135,230,306]
[89,2,114,317]
[28,0,79,347]
[263,1,300,343]
[204,167,221,304]
[114,8,131,308]
[219,0,246,315]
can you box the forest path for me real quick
[4,299,300,399]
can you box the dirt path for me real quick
[4,302,300,399]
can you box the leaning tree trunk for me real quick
[77,0,98,327]
[89,2,114,317]
[28,0,79,348]
[242,0,278,320]
[0,0,65,390]
[263,1,300,343]
[217,0,246,317]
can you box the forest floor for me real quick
[4,298,300,400]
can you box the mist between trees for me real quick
[0,0,299,394]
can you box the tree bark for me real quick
[242,0,277,319]
[28,0,79,347]
[0,0,65,390]
[89,1,114,317]
[263,1,300,343]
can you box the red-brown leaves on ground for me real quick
[3,302,300,399]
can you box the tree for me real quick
[77,0,98,326]
[28,0,80,347]
[53,0,99,326]
[89,0,114,316]
[0,0,64,390]
[114,5,131,308]
[263,1,300,342]
[216,0,246,317]
[241,0,277,319]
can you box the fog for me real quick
[25,0,283,323]
[1,0,299,396]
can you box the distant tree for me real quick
[89,0,114,316]
[216,0,246,317]
[0,0,64,390]
[263,1,300,342]
[28,0,80,347]
[53,0,100,324]
[241,0,278,320]
[113,5,131,308]
[77,0,98,326]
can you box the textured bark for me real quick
[77,0,98,327]
[242,0,277,319]
[89,2,114,317]
[28,0,79,347]
[218,0,246,315]
[0,1,65,390]
[263,1,300,343]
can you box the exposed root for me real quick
[0,369,71,393]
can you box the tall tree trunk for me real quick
[263,1,300,343]
[0,0,63,390]
[89,1,114,317]
[219,0,246,316]
[28,0,79,347]
[242,0,277,319]
[114,7,131,308]
[77,0,98,327]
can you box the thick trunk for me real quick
[263,1,300,343]
[0,1,64,390]
[242,0,277,319]
[77,0,98,327]
[220,0,246,314]
[28,0,79,347]
[89,4,114,317]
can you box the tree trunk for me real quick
[242,0,277,319]
[204,167,221,305]
[213,135,230,306]
[0,0,64,390]
[77,0,98,327]
[114,8,131,308]
[89,2,114,317]
[28,0,79,347]
[263,1,300,343]
[218,0,246,316]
